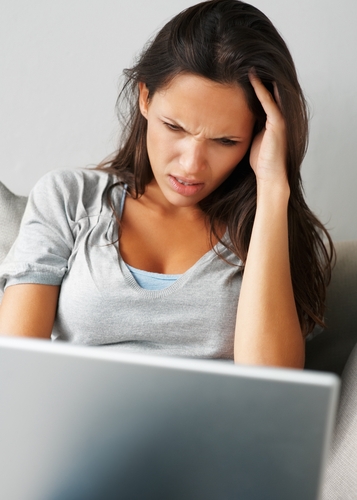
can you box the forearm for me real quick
[0,284,59,338]
[234,181,304,368]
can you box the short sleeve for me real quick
[0,169,76,291]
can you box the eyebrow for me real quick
[161,116,245,141]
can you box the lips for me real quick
[168,175,204,196]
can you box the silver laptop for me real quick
[0,336,339,500]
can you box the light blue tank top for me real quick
[126,264,182,291]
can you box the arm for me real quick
[234,75,304,368]
[0,284,59,338]
[0,170,78,339]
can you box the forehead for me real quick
[151,73,254,136]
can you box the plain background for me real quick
[0,0,356,241]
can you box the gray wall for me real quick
[1,0,356,241]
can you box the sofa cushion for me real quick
[322,342,357,499]
[305,240,357,375]
[0,181,27,265]
[0,182,28,303]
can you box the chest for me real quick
[119,196,216,274]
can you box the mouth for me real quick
[168,175,205,196]
[175,178,199,186]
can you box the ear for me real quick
[138,82,150,119]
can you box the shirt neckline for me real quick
[111,180,233,297]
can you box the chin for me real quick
[163,191,201,208]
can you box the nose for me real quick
[179,137,207,175]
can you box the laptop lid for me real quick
[0,336,339,500]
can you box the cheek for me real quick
[147,128,180,167]
[146,124,163,168]
[211,147,250,178]
[146,122,158,149]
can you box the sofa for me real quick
[1,178,356,498]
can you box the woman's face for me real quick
[139,73,255,208]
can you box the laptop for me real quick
[0,336,339,500]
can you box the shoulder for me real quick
[29,168,124,222]
[31,168,112,198]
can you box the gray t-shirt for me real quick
[0,169,242,359]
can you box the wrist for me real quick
[256,178,290,206]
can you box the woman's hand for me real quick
[248,72,288,189]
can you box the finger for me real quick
[248,70,281,120]
[273,81,283,111]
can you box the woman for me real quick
[0,0,333,367]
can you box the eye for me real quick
[163,122,182,132]
[217,138,238,147]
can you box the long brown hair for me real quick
[99,0,334,335]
